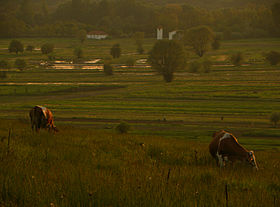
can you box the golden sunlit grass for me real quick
[0,119,279,206]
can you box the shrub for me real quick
[125,57,136,66]
[188,61,201,73]
[104,63,113,75]
[265,51,280,65]
[0,60,10,69]
[270,112,280,127]
[212,37,221,50]
[0,71,7,79]
[116,122,130,133]
[74,47,83,59]
[9,40,24,54]
[230,52,245,66]
[41,43,54,54]
[26,45,34,52]
[48,53,56,61]
[14,59,27,70]
[110,44,121,58]
[201,59,212,73]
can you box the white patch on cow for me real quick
[220,133,231,141]
[216,152,224,168]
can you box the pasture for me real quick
[0,37,280,206]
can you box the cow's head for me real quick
[247,151,258,170]
[47,124,59,133]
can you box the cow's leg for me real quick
[216,152,224,168]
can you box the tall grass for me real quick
[0,119,279,206]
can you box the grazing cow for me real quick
[209,130,258,169]
[29,105,58,133]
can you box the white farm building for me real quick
[87,31,108,40]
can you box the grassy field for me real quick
[0,119,279,207]
[0,37,280,206]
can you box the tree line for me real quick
[0,0,280,39]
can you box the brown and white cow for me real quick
[29,105,58,133]
[209,130,258,169]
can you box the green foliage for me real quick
[14,59,27,70]
[25,45,34,52]
[188,61,201,73]
[270,112,280,127]
[103,63,113,76]
[74,47,83,59]
[0,60,10,69]
[188,59,212,73]
[265,51,280,65]
[125,56,136,66]
[110,44,121,58]
[116,122,130,133]
[184,26,214,57]
[212,36,221,50]
[230,52,245,66]
[76,29,87,43]
[41,43,54,54]
[149,40,186,82]
[0,71,7,79]
[8,40,24,54]
[132,32,145,54]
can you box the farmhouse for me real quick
[87,31,108,40]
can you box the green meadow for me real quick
[0,37,280,206]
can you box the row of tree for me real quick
[0,0,280,38]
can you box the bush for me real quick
[265,51,280,65]
[0,71,7,79]
[74,47,83,59]
[201,59,212,73]
[104,63,113,75]
[110,44,121,58]
[0,60,10,69]
[41,43,54,54]
[270,112,280,127]
[188,61,201,73]
[125,57,136,66]
[212,37,221,50]
[26,45,34,52]
[230,52,245,66]
[14,59,27,70]
[9,40,24,54]
[116,122,130,133]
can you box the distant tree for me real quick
[14,59,27,71]
[184,26,214,57]
[270,112,280,127]
[110,44,121,58]
[116,122,130,134]
[0,71,7,79]
[132,32,145,54]
[125,57,136,66]
[188,61,200,73]
[74,47,83,59]
[149,40,186,82]
[77,29,87,43]
[26,45,34,52]
[212,36,221,50]
[103,63,113,76]
[265,51,280,65]
[0,60,10,69]
[9,40,24,54]
[230,52,245,66]
[271,3,280,27]
[41,43,54,54]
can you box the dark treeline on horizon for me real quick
[0,0,279,39]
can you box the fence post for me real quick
[225,183,229,207]
[7,128,11,155]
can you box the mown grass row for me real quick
[0,119,279,207]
